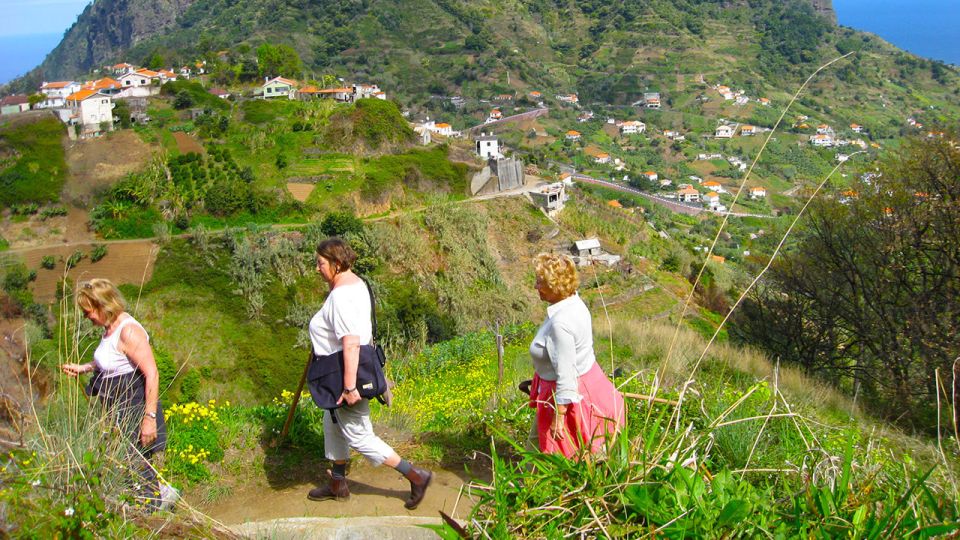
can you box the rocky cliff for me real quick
[36,0,197,81]
[810,0,836,24]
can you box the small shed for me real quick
[573,238,602,256]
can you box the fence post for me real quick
[496,320,504,386]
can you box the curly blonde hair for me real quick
[76,278,127,326]
[534,253,579,299]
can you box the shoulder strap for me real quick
[358,276,378,345]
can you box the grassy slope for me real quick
[0,116,68,206]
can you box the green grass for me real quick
[0,117,68,205]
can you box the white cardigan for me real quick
[528,293,596,404]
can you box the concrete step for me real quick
[232,516,442,540]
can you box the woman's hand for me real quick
[140,416,158,447]
[62,363,91,377]
[338,388,361,406]
[550,405,568,440]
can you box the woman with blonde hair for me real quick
[527,253,625,457]
[62,278,175,510]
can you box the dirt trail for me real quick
[200,462,477,526]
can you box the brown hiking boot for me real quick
[403,467,432,510]
[307,473,349,501]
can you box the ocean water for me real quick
[833,0,960,65]
[0,33,62,85]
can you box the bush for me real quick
[64,250,84,270]
[164,400,225,484]
[40,255,56,270]
[0,118,68,206]
[39,206,68,219]
[179,370,201,402]
[89,244,108,263]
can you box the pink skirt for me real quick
[529,362,626,458]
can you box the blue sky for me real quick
[0,0,90,37]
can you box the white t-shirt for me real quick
[308,281,373,357]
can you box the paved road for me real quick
[571,174,774,219]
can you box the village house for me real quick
[109,63,136,76]
[565,130,581,141]
[850,123,863,133]
[717,85,735,100]
[494,94,514,102]
[715,125,734,138]
[620,120,646,135]
[570,238,621,267]
[810,134,834,147]
[157,69,178,82]
[261,77,298,99]
[313,87,353,102]
[664,130,685,141]
[63,89,115,138]
[179,66,193,78]
[528,91,542,100]
[643,92,661,109]
[703,191,722,208]
[488,109,503,122]
[642,171,658,182]
[530,182,567,217]
[556,93,579,104]
[296,86,322,100]
[702,180,725,193]
[607,199,623,209]
[38,81,81,109]
[758,97,771,106]
[475,134,501,159]
[678,186,700,203]
[709,255,726,265]
[354,84,386,100]
[735,95,750,106]
[431,122,454,137]
[698,153,723,160]
[81,78,122,96]
[740,125,757,136]
[748,186,766,200]
[577,111,594,123]
[209,88,231,99]
[816,124,834,135]
[0,96,30,115]
[660,178,673,187]
[119,68,159,88]
[573,238,602,257]
[593,152,611,165]
[559,172,574,186]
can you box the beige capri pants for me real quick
[323,399,395,465]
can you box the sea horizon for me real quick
[833,0,960,66]
[0,33,61,86]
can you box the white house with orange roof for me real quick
[758,97,771,106]
[678,186,700,203]
[119,69,159,88]
[81,77,123,96]
[642,171,658,182]
[157,69,178,82]
[748,186,766,200]
[487,109,502,123]
[850,123,863,133]
[816,124,834,135]
[810,134,834,147]
[109,63,137,76]
[38,81,81,109]
[620,120,646,135]
[261,77,299,99]
[702,180,725,193]
[715,125,734,138]
[703,191,722,210]
[431,122,454,137]
[556,94,579,104]
[64,89,115,138]
[565,130,581,141]
[593,152,611,165]
[740,125,757,136]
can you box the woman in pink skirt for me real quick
[527,253,625,458]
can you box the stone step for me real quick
[231,516,442,540]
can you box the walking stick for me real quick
[275,350,311,446]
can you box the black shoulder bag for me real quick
[306,277,389,410]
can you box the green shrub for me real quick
[164,400,225,484]
[64,250,84,270]
[179,370,201,402]
[40,255,56,270]
[39,206,68,220]
[89,244,108,263]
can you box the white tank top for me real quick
[93,316,148,379]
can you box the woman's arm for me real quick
[338,335,361,406]
[120,324,159,447]
[545,322,580,439]
[62,362,94,377]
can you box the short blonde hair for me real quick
[76,278,127,326]
[534,253,579,299]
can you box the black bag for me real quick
[307,277,388,410]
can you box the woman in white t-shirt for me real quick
[62,279,176,511]
[306,238,432,510]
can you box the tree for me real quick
[733,134,960,432]
[28,94,43,109]
[257,43,302,79]
[320,211,364,238]
[174,90,194,110]
[148,52,165,70]
[112,99,132,128]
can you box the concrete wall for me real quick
[493,157,524,191]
